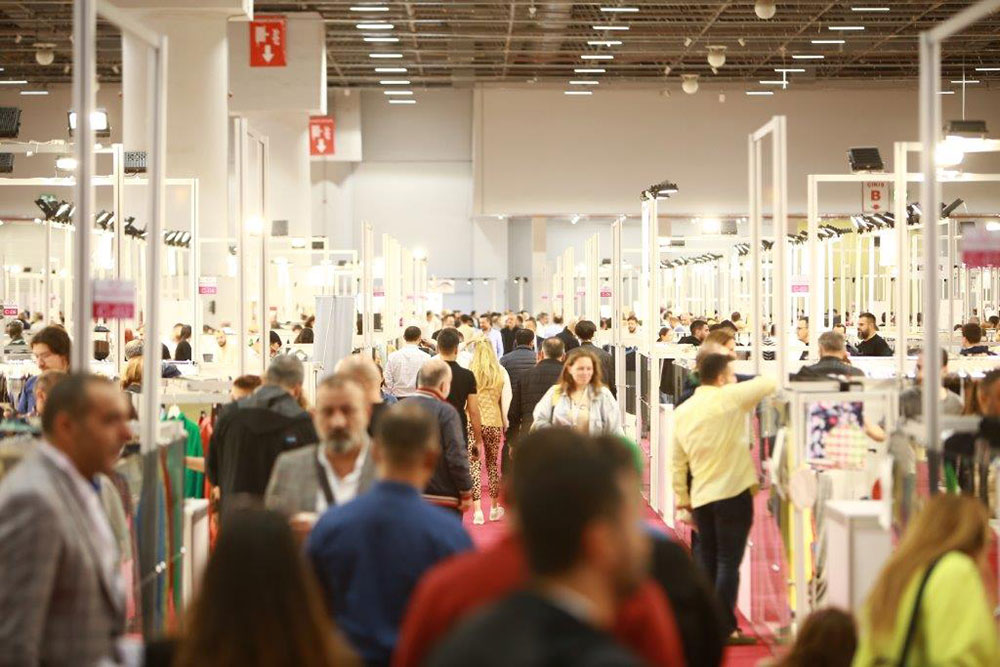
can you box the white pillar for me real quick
[530,217,547,314]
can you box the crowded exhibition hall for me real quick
[3,0,1000,665]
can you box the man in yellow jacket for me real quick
[672,353,776,640]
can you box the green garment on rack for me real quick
[166,413,205,499]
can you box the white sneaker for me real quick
[473,508,485,525]
[489,506,505,522]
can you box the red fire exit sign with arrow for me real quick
[250,16,287,67]
[309,116,335,156]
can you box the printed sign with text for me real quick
[249,16,287,67]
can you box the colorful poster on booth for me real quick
[309,116,336,156]
[250,16,287,67]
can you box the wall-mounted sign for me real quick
[862,181,890,214]
[790,276,809,294]
[962,229,1000,268]
[600,287,612,298]
[2,305,18,317]
[249,16,287,67]
[93,280,135,320]
[198,276,218,295]
[309,116,335,156]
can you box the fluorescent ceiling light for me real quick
[379,79,411,85]
[356,23,394,29]
[987,221,1000,231]
[592,25,630,30]
[792,54,825,60]
[600,6,639,12]
[20,90,49,95]
[938,90,956,95]
[588,40,623,46]
[775,67,806,73]
[369,53,403,58]
[951,79,980,84]
[564,90,594,96]
[759,80,788,85]
[746,91,775,96]
[828,25,865,30]
[0,80,28,85]
[68,110,110,131]
[812,39,846,44]
[375,67,407,73]
[350,5,389,10]
[389,99,416,105]
[569,80,600,85]
[364,36,399,42]
[581,54,614,60]
[575,68,606,73]
[56,156,78,170]
[384,90,413,96]
[851,6,889,11]
[975,67,1000,72]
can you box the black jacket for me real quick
[406,391,473,501]
[855,333,893,357]
[508,358,563,439]
[500,346,537,388]
[207,385,318,507]
[581,342,615,397]
[428,591,641,667]
[499,327,519,356]
[960,345,995,356]
[555,327,580,353]
[797,355,866,379]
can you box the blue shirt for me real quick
[306,480,473,665]
[485,328,503,360]
[16,374,38,415]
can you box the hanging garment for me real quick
[165,413,205,499]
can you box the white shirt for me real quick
[484,328,504,359]
[384,344,429,398]
[37,440,123,604]
[315,439,370,511]
[540,323,562,339]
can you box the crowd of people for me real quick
[1,307,1000,666]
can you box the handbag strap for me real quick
[898,555,944,665]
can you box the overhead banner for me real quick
[309,116,335,156]
[249,16,287,67]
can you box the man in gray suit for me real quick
[266,374,376,538]
[0,373,132,665]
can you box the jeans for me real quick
[692,489,754,634]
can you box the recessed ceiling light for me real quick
[588,40,623,46]
[375,67,407,73]
[975,67,1000,72]
[20,90,48,95]
[384,90,414,95]
[812,39,846,44]
[369,53,403,58]
[389,99,416,104]
[746,91,775,96]
[851,6,889,11]
[569,80,600,85]
[565,90,594,95]
[775,67,806,72]
[575,68,606,73]
[581,54,614,60]
[364,37,399,42]
[600,6,639,12]
[380,79,411,85]
[350,5,389,10]
[592,25,630,30]
[0,80,28,85]
[792,54,825,60]
[356,23,394,29]
[828,25,865,30]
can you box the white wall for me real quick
[475,85,1000,217]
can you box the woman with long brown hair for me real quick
[530,347,622,436]
[169,508,357,667]
[853,494,998,665]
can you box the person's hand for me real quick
[470,438,482,458]
[290,512,318,544]
[675,506,693,526]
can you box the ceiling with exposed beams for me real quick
[0,1,998,91]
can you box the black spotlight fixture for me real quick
[848,147,884,173]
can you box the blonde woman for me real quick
[531,347,622,436]
[854,494,998,665]
[468,339,512,525]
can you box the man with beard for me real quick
[265,374,375,539]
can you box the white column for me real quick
[530,217,547,314]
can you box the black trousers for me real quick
[692,490,754,634]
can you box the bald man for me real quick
[408,359,473,513]
[335,353,390,437]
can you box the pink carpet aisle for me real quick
[463,478,775,667]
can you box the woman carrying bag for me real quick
[531,347,623,437]
[853,494,998,666]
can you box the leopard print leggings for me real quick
[467,425,503,502]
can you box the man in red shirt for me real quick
[394,431,687,666]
